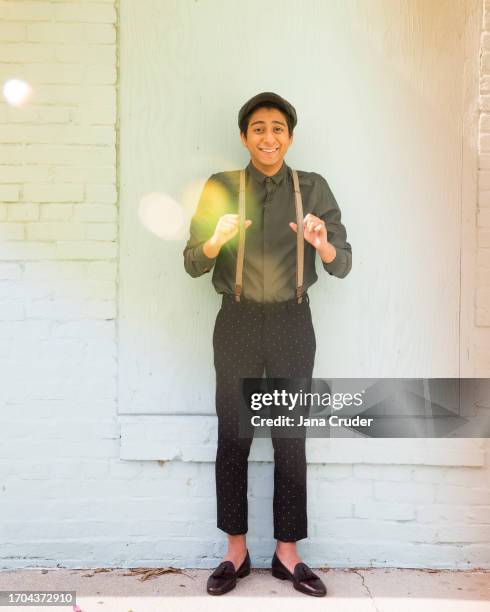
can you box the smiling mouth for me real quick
[259,147,279,153]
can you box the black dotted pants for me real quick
[213,293,316,542]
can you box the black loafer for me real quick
[206,550,251,595]
[271,551,327,597]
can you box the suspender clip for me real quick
[296,285,303,304]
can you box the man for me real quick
[183,92,352,597]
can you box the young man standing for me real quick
[183,92,352,597]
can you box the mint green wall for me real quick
[119,0,476,416]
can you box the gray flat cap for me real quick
[238,92,297,132]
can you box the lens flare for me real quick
[138,192,185,240]
[180,176,233,234]
[2,79,32,107]
[180,177,209,217]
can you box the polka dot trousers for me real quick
[212,293,316,542]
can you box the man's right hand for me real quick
[203,214,252,259]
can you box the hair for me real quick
[239,102,294,136]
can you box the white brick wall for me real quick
[0,0,123,569]
[0,0,489,571]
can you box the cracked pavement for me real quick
[0,566,489,611]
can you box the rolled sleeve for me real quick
[322,246,352,278]
[316,174,352,279]
[183,174,221,278]
[185,243,216,277]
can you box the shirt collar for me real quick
[246,160,288,186]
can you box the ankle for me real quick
[276,541,297,553]
[227,534,246,551]
[227,545,247,556]
[224,546,247,570]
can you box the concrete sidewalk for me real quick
[0,567,489,612]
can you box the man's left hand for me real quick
[289,214,336,263]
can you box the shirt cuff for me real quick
[194,243,217,274]
[322,248,351,278]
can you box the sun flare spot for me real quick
[138,192,185,240]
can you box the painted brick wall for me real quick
[0,0,124,568]
[0,0,489,571]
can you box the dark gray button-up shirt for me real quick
[183,160,352,303]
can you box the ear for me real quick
[289,131,294,145]
[240,131,248,148]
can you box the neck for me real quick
[251,158,284,177]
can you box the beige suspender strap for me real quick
[291,169,304,304]
[234,169,246,302]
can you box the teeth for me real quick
[261,148,278,152]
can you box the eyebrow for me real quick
[250,120,286,126]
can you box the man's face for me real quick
[240,106,293,174]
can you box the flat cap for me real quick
[238,92,297,132]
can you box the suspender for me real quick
[291,169,304,304]
[234,168,304,304]
[234,170,246,302]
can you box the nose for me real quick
[262,129,277,146]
